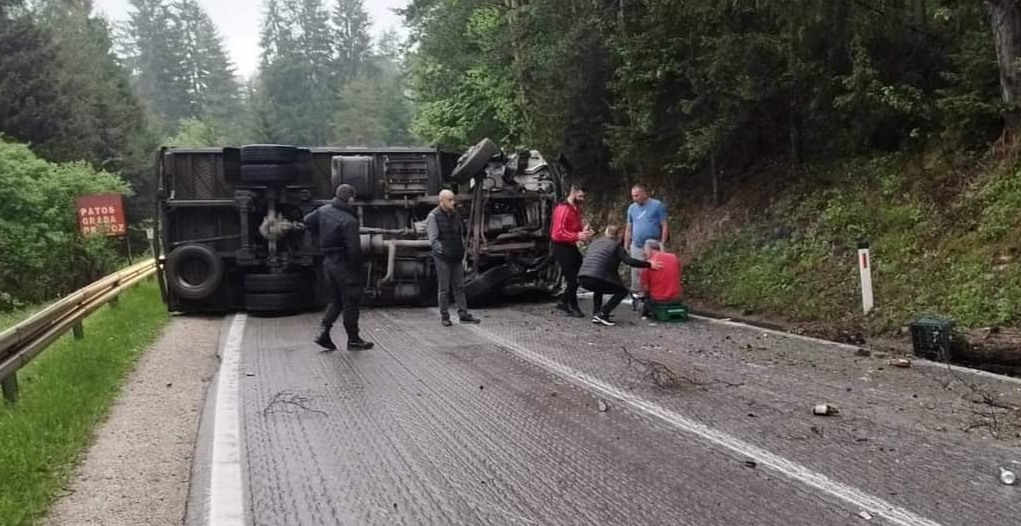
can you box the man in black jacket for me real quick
[426,189,481,326]
[578,225,661,326]
[304,184,374,351]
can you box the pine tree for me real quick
[332,0,372,82]
[123,0,191,133]
[175,0,243,140]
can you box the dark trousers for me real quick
[434,256,468,317]
[578,277,628,316]
[553,242,582,309]
[321,258,362,338]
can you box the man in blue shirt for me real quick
[624,184,669,297]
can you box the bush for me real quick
[0,138,130,310]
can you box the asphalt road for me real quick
[186,298,1021,526]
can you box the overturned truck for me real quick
[154,139,566,313]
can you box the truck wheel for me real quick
[241,163,296,185]
[244,273,304,293]
[165,244,223,300]
[245,292,303,312]
[240,144,300,164]
[450,138,500,182]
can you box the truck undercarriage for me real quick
[154,139,566,313]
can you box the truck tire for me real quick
[245,292,303,312]
[244,272,304,293]
[450,138,500,182]
[240,144,300,165]
[165,244,223,301]
[241,163,296,185]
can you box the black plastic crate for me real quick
[909,315,954,361]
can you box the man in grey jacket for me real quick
[427,189,481,326]
[578,225,661,326]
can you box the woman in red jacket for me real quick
[550,183,593,317]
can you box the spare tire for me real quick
[450,138,500,183]
[245,292,303,312]
[241,144,300,165]
[244,272,304,293]
[165,244,223,301]
[241,163,296,185]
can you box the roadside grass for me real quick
[0,279,169,526]
[0,305,44,333]
[685,152,1021,334]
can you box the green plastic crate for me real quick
[650,303,689,322]
[909,315,954,361]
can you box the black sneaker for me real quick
[555,302,571,314]
[441,317,452,327]
[459,313,481,324]
[592,313,616,326]
[347,339,374,351]
[568,306,586,318]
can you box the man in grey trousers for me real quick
[427,189,481,326]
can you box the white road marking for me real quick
[466,323,944,526]
[208,314,247,526]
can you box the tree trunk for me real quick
[987,0,1021,129]
[710,152,720,206]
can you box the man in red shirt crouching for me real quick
[638,239,682,317]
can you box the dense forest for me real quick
[3,0,1021,333]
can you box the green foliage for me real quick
[164,117,222,147]
[0,281,168,526]
[686,153,1021,331]
[0,138,129,311]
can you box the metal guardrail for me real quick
[0,259,157,403]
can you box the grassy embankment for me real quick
[590,150,1021,336]
[0,280,168,526]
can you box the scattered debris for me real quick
[999,467,1017,485]
[165,382,173,388]
[621,346,743,391]
[855,348,871,357]
[263,390,328,417]
[744,460,757,469]
[598,399,608,412]
[810,425,824,437]
[890,358,911,368]
[479,385,485,391]
[813,404,839,416]
[858,511,873,521]
[245,372,256,377]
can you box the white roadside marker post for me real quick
[858,240,874,315]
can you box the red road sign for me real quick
[77,194,127,237]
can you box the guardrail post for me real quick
[110,295,119,308]
[2,373,18,404]
[73,322,84,340]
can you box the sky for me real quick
[91,0,409,78]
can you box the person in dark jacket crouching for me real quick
[426,189,481,326]
[578,225,662,326]
[304,183,374,351]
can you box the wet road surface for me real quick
[188,299,1021,525]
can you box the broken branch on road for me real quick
[263,390,329,417]
[621,347,743,391]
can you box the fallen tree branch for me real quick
[263,390,329,417]
[621,347,743,391]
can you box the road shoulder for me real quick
[41,315,221,526]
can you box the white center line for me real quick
[208,313,247,526]
[466,323,943,526]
